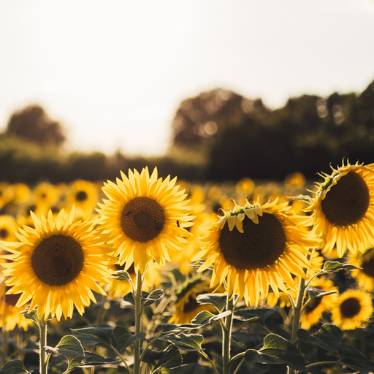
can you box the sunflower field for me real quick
[1,162,374,374]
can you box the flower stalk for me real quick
[39,318,48,374]
[222,295,234,374]
[134,270,143,374]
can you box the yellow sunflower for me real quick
[331,289,373,330]
[169,277,215,324]
[193,199,320,306]
[97,167,193,274]
[1,208,115,321]
[66,180,99,217]
[0,282,32,331]
[300,276,337,330]
[306,160,374,257]
[0,215,18,242]
[349,247,374,292]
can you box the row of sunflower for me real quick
[0,163,373,373]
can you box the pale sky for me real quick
[1,0,374,156]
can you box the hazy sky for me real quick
[1,0,374,156]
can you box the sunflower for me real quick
[349,247,374,292]
[0,282,32,331]
[0,215,18,242]
[34,182,60,208]
[193,199,319,306]
[97,167,193,274]
[331,289,373,330]
[66,180,99,217]
[306,160,374,257]
[169,277,215,324]
[300,276,337,330]
[1,208,115,321]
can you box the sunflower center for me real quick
[219,213,287,270]
[76,191,88,201]
[31,234,84,286]
[361,255,374,278]
[183,295,199,313]
[340,297,361,318]
[121,197,165,243]
[0,228,9,239]
[321,171,370,226]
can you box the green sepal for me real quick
[287,194,313,204]
[159,333,204,351]
[142,289,164,306]
[111,270,132,282]
[196,293,227,313]
[0,360,33,374]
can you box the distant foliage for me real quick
[4,105,65,147]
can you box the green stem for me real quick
[39,319,48,374]
[289,252,312,374]
[134,270,143,374]
[305,361,339,370]
[2,326,8,365]
[232,357,245,374]
[222,295,234,374]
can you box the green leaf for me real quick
[196,293,227,313]
[112,326,132,352]
[167,363,212,374]
[307,288,338,299]
[71,327,113,347]
[153,347,183,370]
[234,308,281,324]
[339,344,374,372]
[81,352,119,366]
[260,334,305,371]
[297,324,343,352]
[192,310,231,326]
[160,333,203,351]
[0,360,33,374]
[322,261,360,272]
[245,349,285,365]
[142,289,164,306]
[123,292,135,305]
[157,323,200,335]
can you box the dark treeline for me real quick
[1,80,374,184]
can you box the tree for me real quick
[5,105,66,147]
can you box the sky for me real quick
[1,0,374,156]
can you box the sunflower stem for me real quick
[222,295,234,374]
[288,252,312,374]
[134,270,143,374]
[39,318,48,374]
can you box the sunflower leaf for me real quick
[307,288,338,299]
[71,327,113,347]
[245,333,306,371]
[196,293,227,313]
[116,332,146,352]
[322,261,360,272]
[338,344,374,372]
[45,335,85,372]
[297,324,343,352]
[0,360,33,374]
[142,289,164,306]
[79,352,119,366]
[159,333,204,351]
[167,363,212,374]
[152,346,183,370]
[192,310,231,326]
[112,326,132,352]
[123,292,135,305]
[234,308,282,325]
[157,323,201,335]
